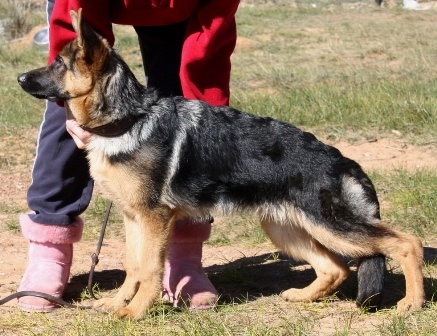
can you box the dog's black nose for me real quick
[17,73,28,85]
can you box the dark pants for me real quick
[28,1,187,225]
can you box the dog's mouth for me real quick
[30,93,60,102]
[26,91,65,102]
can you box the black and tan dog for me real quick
[17,9,424,319]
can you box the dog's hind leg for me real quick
[263,211,424,312]
[261,219,350,302]
[318,224,424,313]
[371,227,424,313]
[94,206,173,319]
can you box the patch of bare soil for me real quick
[331,138,437,171]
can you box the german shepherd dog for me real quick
[17,9,424,319]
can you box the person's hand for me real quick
[66,119,92,149]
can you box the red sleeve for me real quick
[48,0,115,64]
[180,0,240,106]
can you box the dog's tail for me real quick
[356,254,385,311]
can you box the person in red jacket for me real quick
[18,0,239,312]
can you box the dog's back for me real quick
[163,98,379,226]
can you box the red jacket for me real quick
[49,0,239,106]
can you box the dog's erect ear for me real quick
[69,8,110,65]
[70,8,83,48]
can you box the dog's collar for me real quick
[81,115,141,137]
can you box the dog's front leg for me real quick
[94,206,173,319]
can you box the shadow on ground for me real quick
[65,247,437,309]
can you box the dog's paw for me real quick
[93,297,126,312]
[281,288,312,302]
[396,296,425,313]
[115,307,134,319]
[115,307,144,320]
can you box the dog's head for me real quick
[17,9,112,126]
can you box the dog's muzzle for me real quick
[17,72,61,102]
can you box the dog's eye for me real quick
[53,56,65,68]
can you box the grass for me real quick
[0,0,436,334]
[0,0,45,40]
[0,46,47,131]
[371,169,437,240]
[231,1,437,141]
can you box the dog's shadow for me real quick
[66,247,437,308]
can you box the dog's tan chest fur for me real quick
[87,150,148,209]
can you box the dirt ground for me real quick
[0,136,436,312]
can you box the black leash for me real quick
[0,291,91,309]
[0,200,113,310]
[87,200,112,299]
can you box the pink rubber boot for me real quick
[162,219,218,310]
[17,214,83,312]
